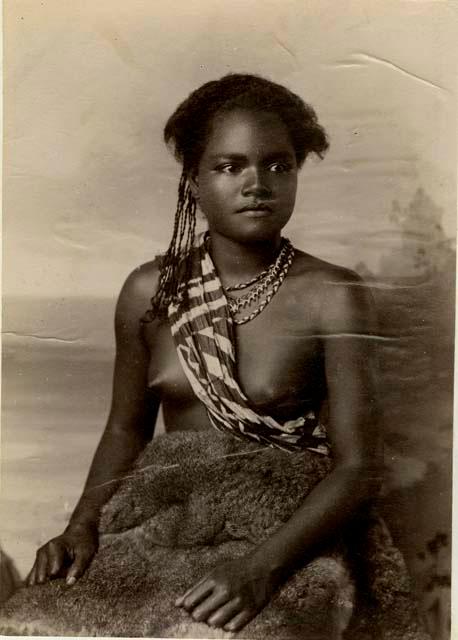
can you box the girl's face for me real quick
[189,109,298,244]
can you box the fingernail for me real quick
[66,577,76,586]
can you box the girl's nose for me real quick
[241,167,272,198]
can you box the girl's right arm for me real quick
[27,264,160,586]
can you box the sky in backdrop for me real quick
[4,0,457,305]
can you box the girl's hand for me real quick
[26,522,98,587]
[175,556,280,632]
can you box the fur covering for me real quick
[0,430,430,639]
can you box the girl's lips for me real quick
[237,203,273,217]
[240,209,272,218]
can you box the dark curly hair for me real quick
[144,73,329,321]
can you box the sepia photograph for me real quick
[1,2,456,639]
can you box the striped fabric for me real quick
[168,232,331,455]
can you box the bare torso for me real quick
[141,250,345,433]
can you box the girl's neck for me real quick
[207,232,283,288]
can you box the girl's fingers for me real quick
[176,578,214,609]
[207,598,243,628]
[175,572,208,605]
[65,547,93,585]
[48,541,66,576]
[26,563,37,587]
[191,590,234,622]
[224,608,256,633]
[35,550,49,584]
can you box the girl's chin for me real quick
[208,219,290,243]
[210,229,285,247]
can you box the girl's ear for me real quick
[187,170,206,219]
[187,171,199,200]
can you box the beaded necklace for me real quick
[224,238,291,291]
[225,239,295,325]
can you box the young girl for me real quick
[21,74,412,637]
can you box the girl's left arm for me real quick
[247,271,383,573]
[177,272,383,632]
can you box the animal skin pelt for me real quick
[0,430,430,639]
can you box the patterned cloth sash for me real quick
[168,232,331,455]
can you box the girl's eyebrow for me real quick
[209,151,295,161]
[209,153,247,161]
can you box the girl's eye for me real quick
[216,164,241,174]
[269,162,292,173]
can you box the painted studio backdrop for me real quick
[2,1,456,636]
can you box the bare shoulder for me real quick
[116,257,162,330]
[290,250,376,333]
[290,249,361,286]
